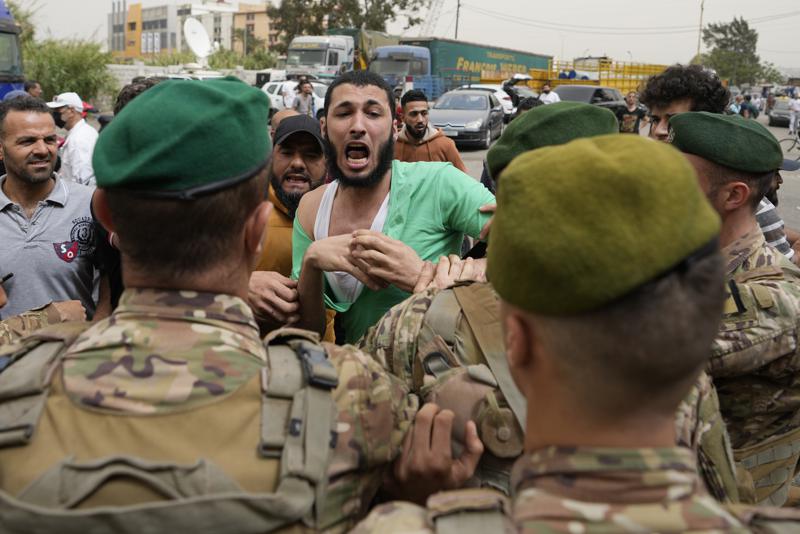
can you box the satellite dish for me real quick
[184,18,213,65]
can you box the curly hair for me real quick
[640,64,730,113]
[113,78,161,116]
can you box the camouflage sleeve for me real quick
[709,279,800,378]
[350,501,432,534]
[358,288,439,388]
[0,307,53,346]
[318,342,419,530]
[674,371,742,503]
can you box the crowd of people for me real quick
[2,63,800,532]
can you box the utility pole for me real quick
[696,0,705,61]
[455,0,461,40]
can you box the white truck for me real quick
[286,35,354,79]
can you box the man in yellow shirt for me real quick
[249,115,329,335]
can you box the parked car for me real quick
[553,85,626,115]
[457,84,515,122]
[429,89,505,148]
[768,99,792,127]
[261,80,327,119]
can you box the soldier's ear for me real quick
[500,303,535,376]
[246,200,272,266]
[92,189,115,234]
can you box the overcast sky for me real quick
[25,0,800,70]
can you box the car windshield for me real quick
[434,93,488,110]
[370,59,410,76]
[516,87,537,98]
[312,84,327,98]
[0,32,23,77]
[774,101,790,110]
[287,49,325,66]
[553,86,591,102]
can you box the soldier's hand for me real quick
[48,301,86,322]
[350,230,425,293]
[391,403,484,504]
[248,271,300,326]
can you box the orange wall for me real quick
[123,3,143,59]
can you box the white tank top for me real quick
[314,181,390,303]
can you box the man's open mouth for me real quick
[284,173,309,185]
[345,142,370,170]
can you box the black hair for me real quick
[744,94,752,101]
[401,89,428,108]
[0,96,51,137]
[23,80,40,92]
[323,70,395,120]
[114,78,161,116]
[640,64,730,113]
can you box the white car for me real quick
[457,84,515,122]
[261,80,327,119]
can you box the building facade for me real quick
[108,1,271,60]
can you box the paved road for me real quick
[454,117,800,227]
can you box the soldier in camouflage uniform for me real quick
[355,134,800,531]
[669,112,800,506]
[360,101,742,503]
[0,77,424,533]
[0,300,85,346]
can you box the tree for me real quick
[23,39,117,101]
[759,61,785,85]
[702,17,761,86]
[7,0,37,49]
[233,27,266,56]
[8,1,116,100]
[268,0,425,54]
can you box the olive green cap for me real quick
[93,76,271,198]
[487,134,721,315]
[668,111,782,173]
[486,101,618,179]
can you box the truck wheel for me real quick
[483,129,492,149]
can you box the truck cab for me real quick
[369,45,430,91]
[286,36,354,79]
[0,0,23,98]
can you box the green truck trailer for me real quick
[372,37,551,98]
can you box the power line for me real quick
[459,4,800,36]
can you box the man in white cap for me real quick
[47,92,98,187]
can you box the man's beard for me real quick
[270,168,323,219]
[9,156,55,184]
[766,187,779,207]
[325,133,394,189]
[406,122,427,140]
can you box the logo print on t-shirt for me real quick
[70,216,96,256]
[53,241,79,263]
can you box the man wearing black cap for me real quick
[249,114,332,336]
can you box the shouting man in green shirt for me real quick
[293,71,494,343]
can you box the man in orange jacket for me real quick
[394,89,467,173]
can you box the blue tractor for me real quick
[0,0,24,99]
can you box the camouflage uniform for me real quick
[0,288,417,532]
[0,305,58,346]
[710,223,800,505]
[361,283,741,502]
[354,447,800,533]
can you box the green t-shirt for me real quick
[292,160,495,343]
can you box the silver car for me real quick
[429,89,505,149]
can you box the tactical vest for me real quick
[363,283,526,493]
[0,323,340,533]
[716,258,800,506]
[362,282,742,502]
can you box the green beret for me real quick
[487,134,720,315]
[668,112,782,173]
[486,101,618,179]
[93,76,271,197]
